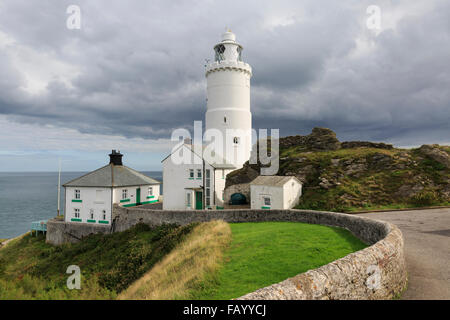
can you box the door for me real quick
[195,191,203,210]
[136,188,141,205]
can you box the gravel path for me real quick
[358,208,450,300]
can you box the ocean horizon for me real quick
[0,171,163,239]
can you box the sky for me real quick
[0,0,449,171]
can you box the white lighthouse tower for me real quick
[205,30,252,169]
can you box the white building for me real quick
[162,144,235,210]
[250,176,302,210]
[63,150,161,224]
[162,30,253,210]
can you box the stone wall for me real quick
[47,206,407,299]
[46,219,111,244]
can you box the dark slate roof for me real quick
[250,175,301,187]
[63,164,160,187]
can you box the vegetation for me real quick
[0,221,368,300]
[189,222,367,300]
[291,147,450,212]
[119,220,231,300]
[0,223,196,299]
[227,128,450,212]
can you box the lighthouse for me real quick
[205,30,252,169]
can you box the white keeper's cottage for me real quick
[162,30,253,210]
[63,150,161,225]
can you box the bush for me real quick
[410,190,439,206]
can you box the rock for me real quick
[331,159,340,167]
[395,183,424,198]
[419,144,450,169]
[341,141,393,150]
[306,128,341,151]
[279,127,341,151]
[369,153,393,168]
[225,163,260,188]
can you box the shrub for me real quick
[410,190,439,206]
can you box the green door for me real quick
[195,191,203,210]
[136,188,141,205]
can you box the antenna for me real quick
[57,158,61,216]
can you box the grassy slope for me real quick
[0,223,196,299]
[190,222,367,300]
[280,147,450,212]
[119,220,231,300]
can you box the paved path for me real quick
[359,208,450,300]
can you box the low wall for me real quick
[46,219,110,244]
[47,206,407,299]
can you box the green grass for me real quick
[189,222,367,300]
[0,223,196,299]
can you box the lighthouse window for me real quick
[233,137,240,144]
[189,169,194,178]
[74,208,80,218]
[74,189,80,199]
[102,210,106,220]
[148,187,153,196]
[215,44,226,62]
[197,169,202,179]
[224,116,227,123]
[237,47,242,61]
[89,209,94,220]
[122,189,128,200]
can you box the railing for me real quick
[31,220,47,236]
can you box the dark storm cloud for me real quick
[0,0,449,146]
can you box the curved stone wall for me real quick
[47,206,407,299]
[112,206,407,299]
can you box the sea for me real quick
[0,171,163,239]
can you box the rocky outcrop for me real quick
[279,127,340,151]
[419,144,450,169]
[341,141,393,150]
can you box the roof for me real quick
[250,175,301,187]
[63,164,161,188]
[161,143,236,169]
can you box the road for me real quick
[358,208,450,300]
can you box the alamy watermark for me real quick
[170,121,279,175]
[366,264,381,290]
[366,5,381,33]
[66,5,81,30]
[66,265,81,290]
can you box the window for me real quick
[237,47,242,61]
[74,208,80,218]
[233,137,240,144]
[186,193,192,208]
[89,209,94,220]
[215,44,226,61]
[197,169,202,179]
[102,210,106,220]
[148,187,153,196]
[75,189,80,199]
[96,190,103,202]
[205,169,211,206]
[189,169,194,178]
[224,116,227,123]
[122,189,128,200]
[264,197,271,206]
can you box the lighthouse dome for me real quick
[222,30,236,42]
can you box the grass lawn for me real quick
[190,222,367,300]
